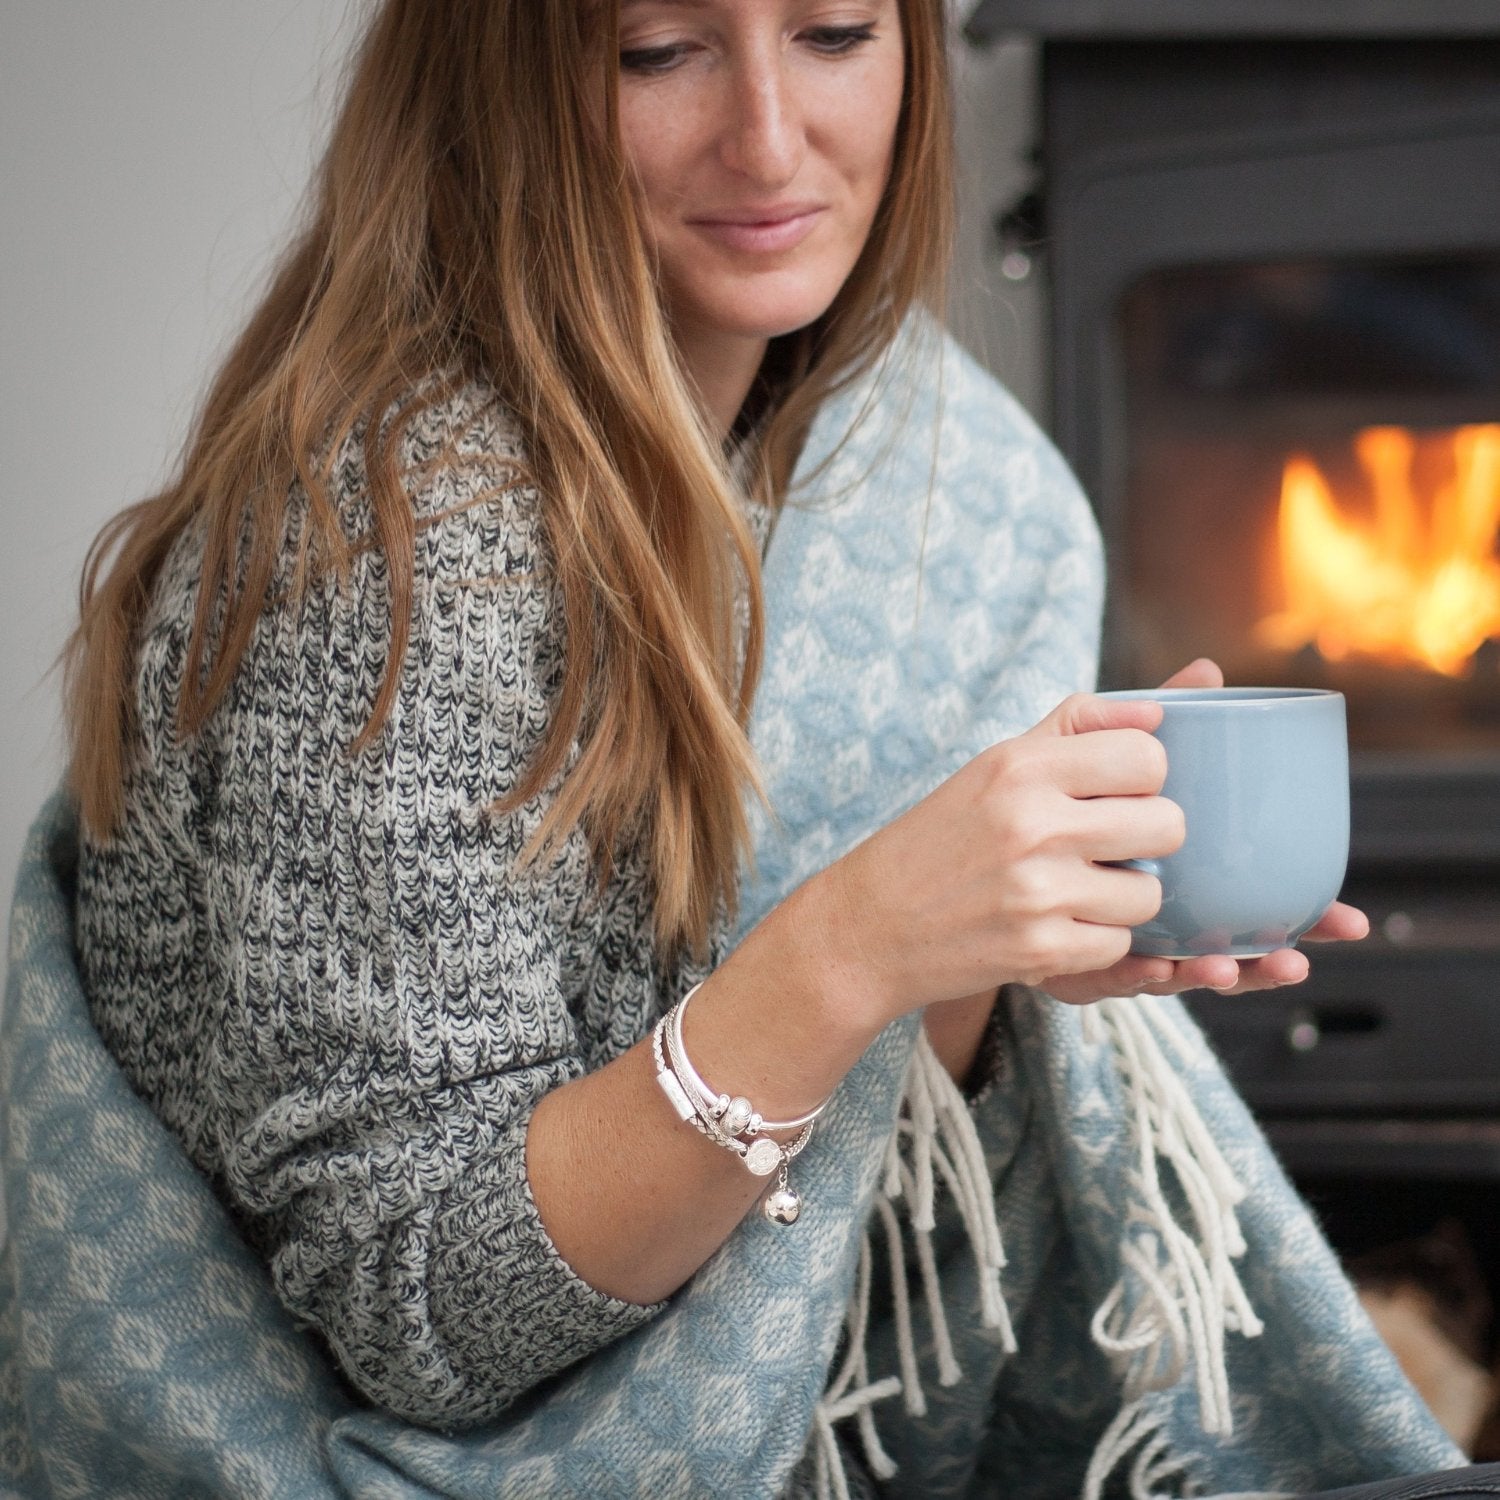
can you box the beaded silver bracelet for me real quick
[668,982,831,1137]
[650,983,828,1226]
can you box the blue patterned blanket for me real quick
[1,329,1460,1497]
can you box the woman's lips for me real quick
[688,208,824,254]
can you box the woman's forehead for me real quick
[619,0,897,12]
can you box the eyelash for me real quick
[619,24,878,76]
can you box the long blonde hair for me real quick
[64,0,954,956]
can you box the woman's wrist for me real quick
[765,864,899,1043]
[921,988,1000,1092]
[683,874,889,1125]
[792,852,906,1026]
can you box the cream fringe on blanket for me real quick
[812,994,1264,1500]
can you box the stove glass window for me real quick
[1118,255,1500,757]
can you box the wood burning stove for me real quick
[967,0,1500,1323]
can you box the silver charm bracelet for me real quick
[650,982,830,1225]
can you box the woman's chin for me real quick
[701,304,838,347]
[673,278,850,348]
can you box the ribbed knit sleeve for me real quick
[82,387,683,1430]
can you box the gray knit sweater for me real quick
[77,384,759,1429]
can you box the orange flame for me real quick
[1255,424,1500,676]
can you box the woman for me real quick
[1,0,1487,1496]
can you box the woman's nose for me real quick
[719,60,806,187]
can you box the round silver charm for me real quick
[721,1096,754,1137]
[744,1138,782,1176]
[764,1188,801,1226]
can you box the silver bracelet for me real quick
[652,1013,814,1169]
[649,987,822,1226]
[667,981,831,1135]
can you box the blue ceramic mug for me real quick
[1096,687,1350,959]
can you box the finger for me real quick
[1208,949,1312,994]
[1068,866,1165,929]
[1181,948,1313,995]
[1039,692,1163,739]
[1045,954,1176,1005]
[1122,959,1234,997]
[1300,901,1370,942]
[1079,795,1185,863]
[1111,955,1178,990]
[1169,955,1242,992]
[1045,728,1169,798]
[1036,919,1136,981]
[1134,946,1315,996]
[1157,658,1224,690]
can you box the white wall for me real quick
[1,1,363,943]
[0,5,1042,950]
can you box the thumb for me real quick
[1035,691,1163,738]
[1159,657,1224,690]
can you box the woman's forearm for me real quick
[525,877,886,1307]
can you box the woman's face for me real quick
[617,0,905,361]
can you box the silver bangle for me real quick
[652,1012,813,1169]
[649,987,821,1226]
[667,981,831,1136]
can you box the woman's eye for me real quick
[619,43,690,75]
[803,24,878,55]
[620,23,877,74]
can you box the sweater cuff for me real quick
[426,1130,667,1425]
[961,988,1011,1109]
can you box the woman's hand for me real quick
[1041,901,1370,1003]
[820,689,1185,1027]
[1042,657,1369,1004]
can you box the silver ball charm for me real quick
[763,1187,801,1226]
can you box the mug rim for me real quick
[1096,686,1344,706]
